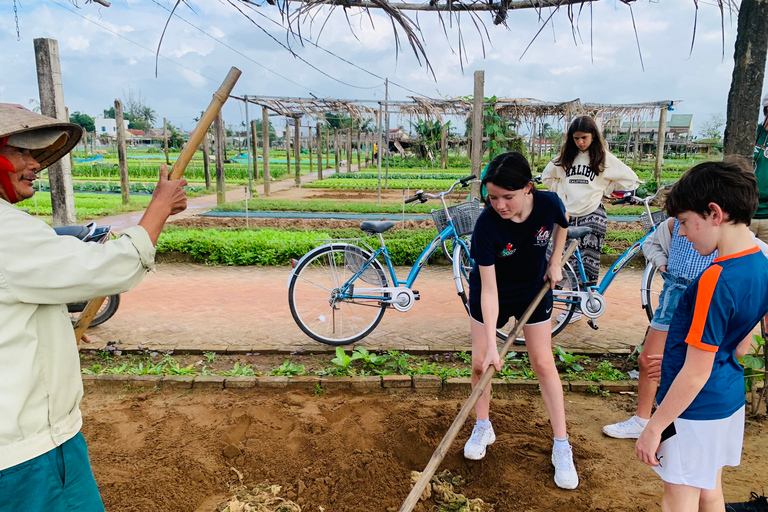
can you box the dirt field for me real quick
[81,388,768,512]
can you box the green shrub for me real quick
[157,227,446,266]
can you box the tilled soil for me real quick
[81,388,768,512]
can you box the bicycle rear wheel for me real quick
[288,244,389,346]
[642,263,664,323]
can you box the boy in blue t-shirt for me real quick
[635,160,768,511]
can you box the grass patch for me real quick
[16,192,154,220]
[212,198,438,214]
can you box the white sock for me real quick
[553,436,570,448]
[476,418,491,429]
[634,416,649,427]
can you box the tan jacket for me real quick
[0,199,154,470]
[542,151,640,218]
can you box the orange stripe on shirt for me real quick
[684,264,723,353]
[713,245,759,263]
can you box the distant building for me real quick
[94,117,129,137]
[616,114,694,142]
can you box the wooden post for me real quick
[365,131,371,167]
[214,111,226,205]
[33,37,76,226]
[356,130,361,171]
[262,107,271,196]
[441,123,448,169]
[202,131,211,189]
[294,116,301,187]
[377,109,383,203]
[251,119,259,182]
[334,128,340,174]
[316,122,322,180]
[470,70,484,199]
[163,117,170,165]
[654,106,668,184]
[325,126,330,166]
[284,119,291,179]
[347,127,353,172]
[114,99,130,205]
[308,129,313,175]
[724,0,768,158]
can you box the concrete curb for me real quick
[78,345,634,357]
[80,374,637,395]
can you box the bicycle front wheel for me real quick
[642,263,664,323]
[442,235,471,265]
[453,241,507,341]
[288,244,389,346]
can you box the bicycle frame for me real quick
[569,228,656,296]
[327,223,471,302]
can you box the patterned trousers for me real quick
[569,204,607,283]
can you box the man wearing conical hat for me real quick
[0,103,187,511]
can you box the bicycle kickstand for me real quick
[587,319,599,330]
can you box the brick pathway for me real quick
[87,167,652,355]
[85,263,650,355]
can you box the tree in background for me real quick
[411,119,450,160]
[102,89,157,132]
[699,113,726,142]
[465,96,527,159]
[69,111,95,133]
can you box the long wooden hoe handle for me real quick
[398,240,578,512]
[73,67,243,343]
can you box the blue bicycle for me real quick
[549,189,668,333]
[288,175,481,345]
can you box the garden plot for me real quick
[80,388,768,512]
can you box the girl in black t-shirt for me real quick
[464,152,579,490]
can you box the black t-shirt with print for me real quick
[469,190,569,303]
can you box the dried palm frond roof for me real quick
[233,94,679,124]
[234,95,378,122]
[76,0,738,78]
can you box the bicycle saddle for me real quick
[360,221,395,234]
[567,226,592,239]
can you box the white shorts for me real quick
[653,405,745,490]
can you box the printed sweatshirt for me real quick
[542,151,639,217]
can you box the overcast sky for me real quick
[1,0,767,137]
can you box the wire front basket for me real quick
[344,245,385,285]
[431,200,483,237]
[639,210,667,234]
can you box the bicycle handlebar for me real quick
[404,175,477,205]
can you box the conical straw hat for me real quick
[0,103,83,171]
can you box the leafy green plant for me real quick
[456,350,472,364]
[554,346,590,373]
[353,347,387,369]
[582,360,625,382]
[269,360,307,376]
[204,351,217,363]
[220,362,257,376]
[739,334,766,414]
[329,347,363,375]
[382,350,414,375]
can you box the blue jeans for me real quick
[650,272,692,332]
[0,432,104,512]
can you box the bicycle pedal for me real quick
[412,290,420,300]
[587,319,599,330]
